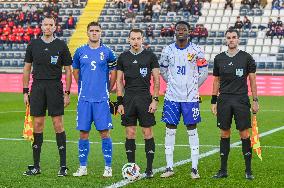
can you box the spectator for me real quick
[17,25,25,36]
[241,0,250,6]
[3,24,11,35]
[260,0,267,8]
[33,25,41,38]
[168,23,175,37]
[250,0,260,9]
[43,2,52,14]
[132,0,140,12]
[181,0,191,16]
[266,26,275,41]
[22,3,31,13]
[276,25,283,40]
[140,0,147,11]
[30,4,38,13]
[145,24,154,39]
[167,0,178,17]
[51,2,60,13]
[191,0,202,16]
[234,16,243,31]
[224,0,233,11]
[152,1,162,19]
[125,7,136,24]
[143,42,152,51]
[23,32,31,43]
[276,16,283,27]
[8,33,16,45]
[199,24,208,40]
[0,34,8,44]
[143,1,153,22]
[15,33,23,44]
[55,25,63,37]
[160,25,168,37]
[243,16,252,30]
[65,14,76,29]
[268,18,276,30]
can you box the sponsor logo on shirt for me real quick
[132,60,138,64]
[50,56,58,65]
[140,68,147,77]
[83,55,88,58]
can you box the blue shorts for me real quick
[76,100,113,131]
[161,100,201,126]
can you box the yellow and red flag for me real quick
[251,114,262,160]
[23,104,34,142]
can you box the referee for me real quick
[22,16,72,176]
[116,28,160,178]
[211,28,259,180]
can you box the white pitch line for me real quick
[1,138,284,149]
[0,109,282,114]
[105,126,284,188]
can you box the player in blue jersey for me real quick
[72,22,117,177]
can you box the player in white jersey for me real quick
[159,21,208,179]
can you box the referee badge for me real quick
[236,69,244,77]
[100,52,104,60]
[187,53,195,61]
[50,56,59,65]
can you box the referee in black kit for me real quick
[116,28,160,178]
[22,15,72,176]
[211,28,259,180]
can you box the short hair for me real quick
[225,28,240,38]
[128,28,144,37]
[175,21,190,30]
[42,15,56,24]
[87,21,101,31]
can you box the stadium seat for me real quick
[215,39,222,45]
[110,38,119,44]
[206,39,214,45]
[257,62,265,69]
[199,38,206,45]
[274,62,283,69]
[266,62,274,69]
[113,31,121,37]
[209,31,216,37]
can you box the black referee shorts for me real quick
[30,80,64,117]
[121,93,156,127]
[217,94,251,131]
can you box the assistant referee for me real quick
[22,15,72,177]
[211,28,259,180]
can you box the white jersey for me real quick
[159,42,208,102]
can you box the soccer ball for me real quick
[121,163,141,181]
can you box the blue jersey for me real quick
[72,44,117,102]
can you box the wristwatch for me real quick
[152,96,159,102]
[65,90,70,95]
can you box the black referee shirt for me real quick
[117,49,159,94]
[213,50,256,95]
[24,38,72,80]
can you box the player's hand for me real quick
[211,104,217,116]
[252,101,259,114]
[148,100,158,113]
[117,104,125,115]
[64,94,70,108]
[24,93,29,106]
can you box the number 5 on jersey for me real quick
[177,66,185,75]
[91,61,96,70]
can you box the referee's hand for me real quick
[211,104,217,116]
[24,93,29,106]
[148,101,158,113]
[64,94,70,107]
[117,105,125,115]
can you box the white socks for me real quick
[187,128,199,170]
[165,128,176,169]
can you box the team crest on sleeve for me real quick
[187,53,195,61]
[140,68,147,77]
[50,56,58,64]
[100,52,104,60]
[236,69,244,77]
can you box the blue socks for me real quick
[78,139,90,166]
[102,137,112,167]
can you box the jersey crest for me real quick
[50,56,58,64]
[236,69,244,77]
[100,52,104,60]
[187,53,195,61]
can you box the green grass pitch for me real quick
[0,93,283,188]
